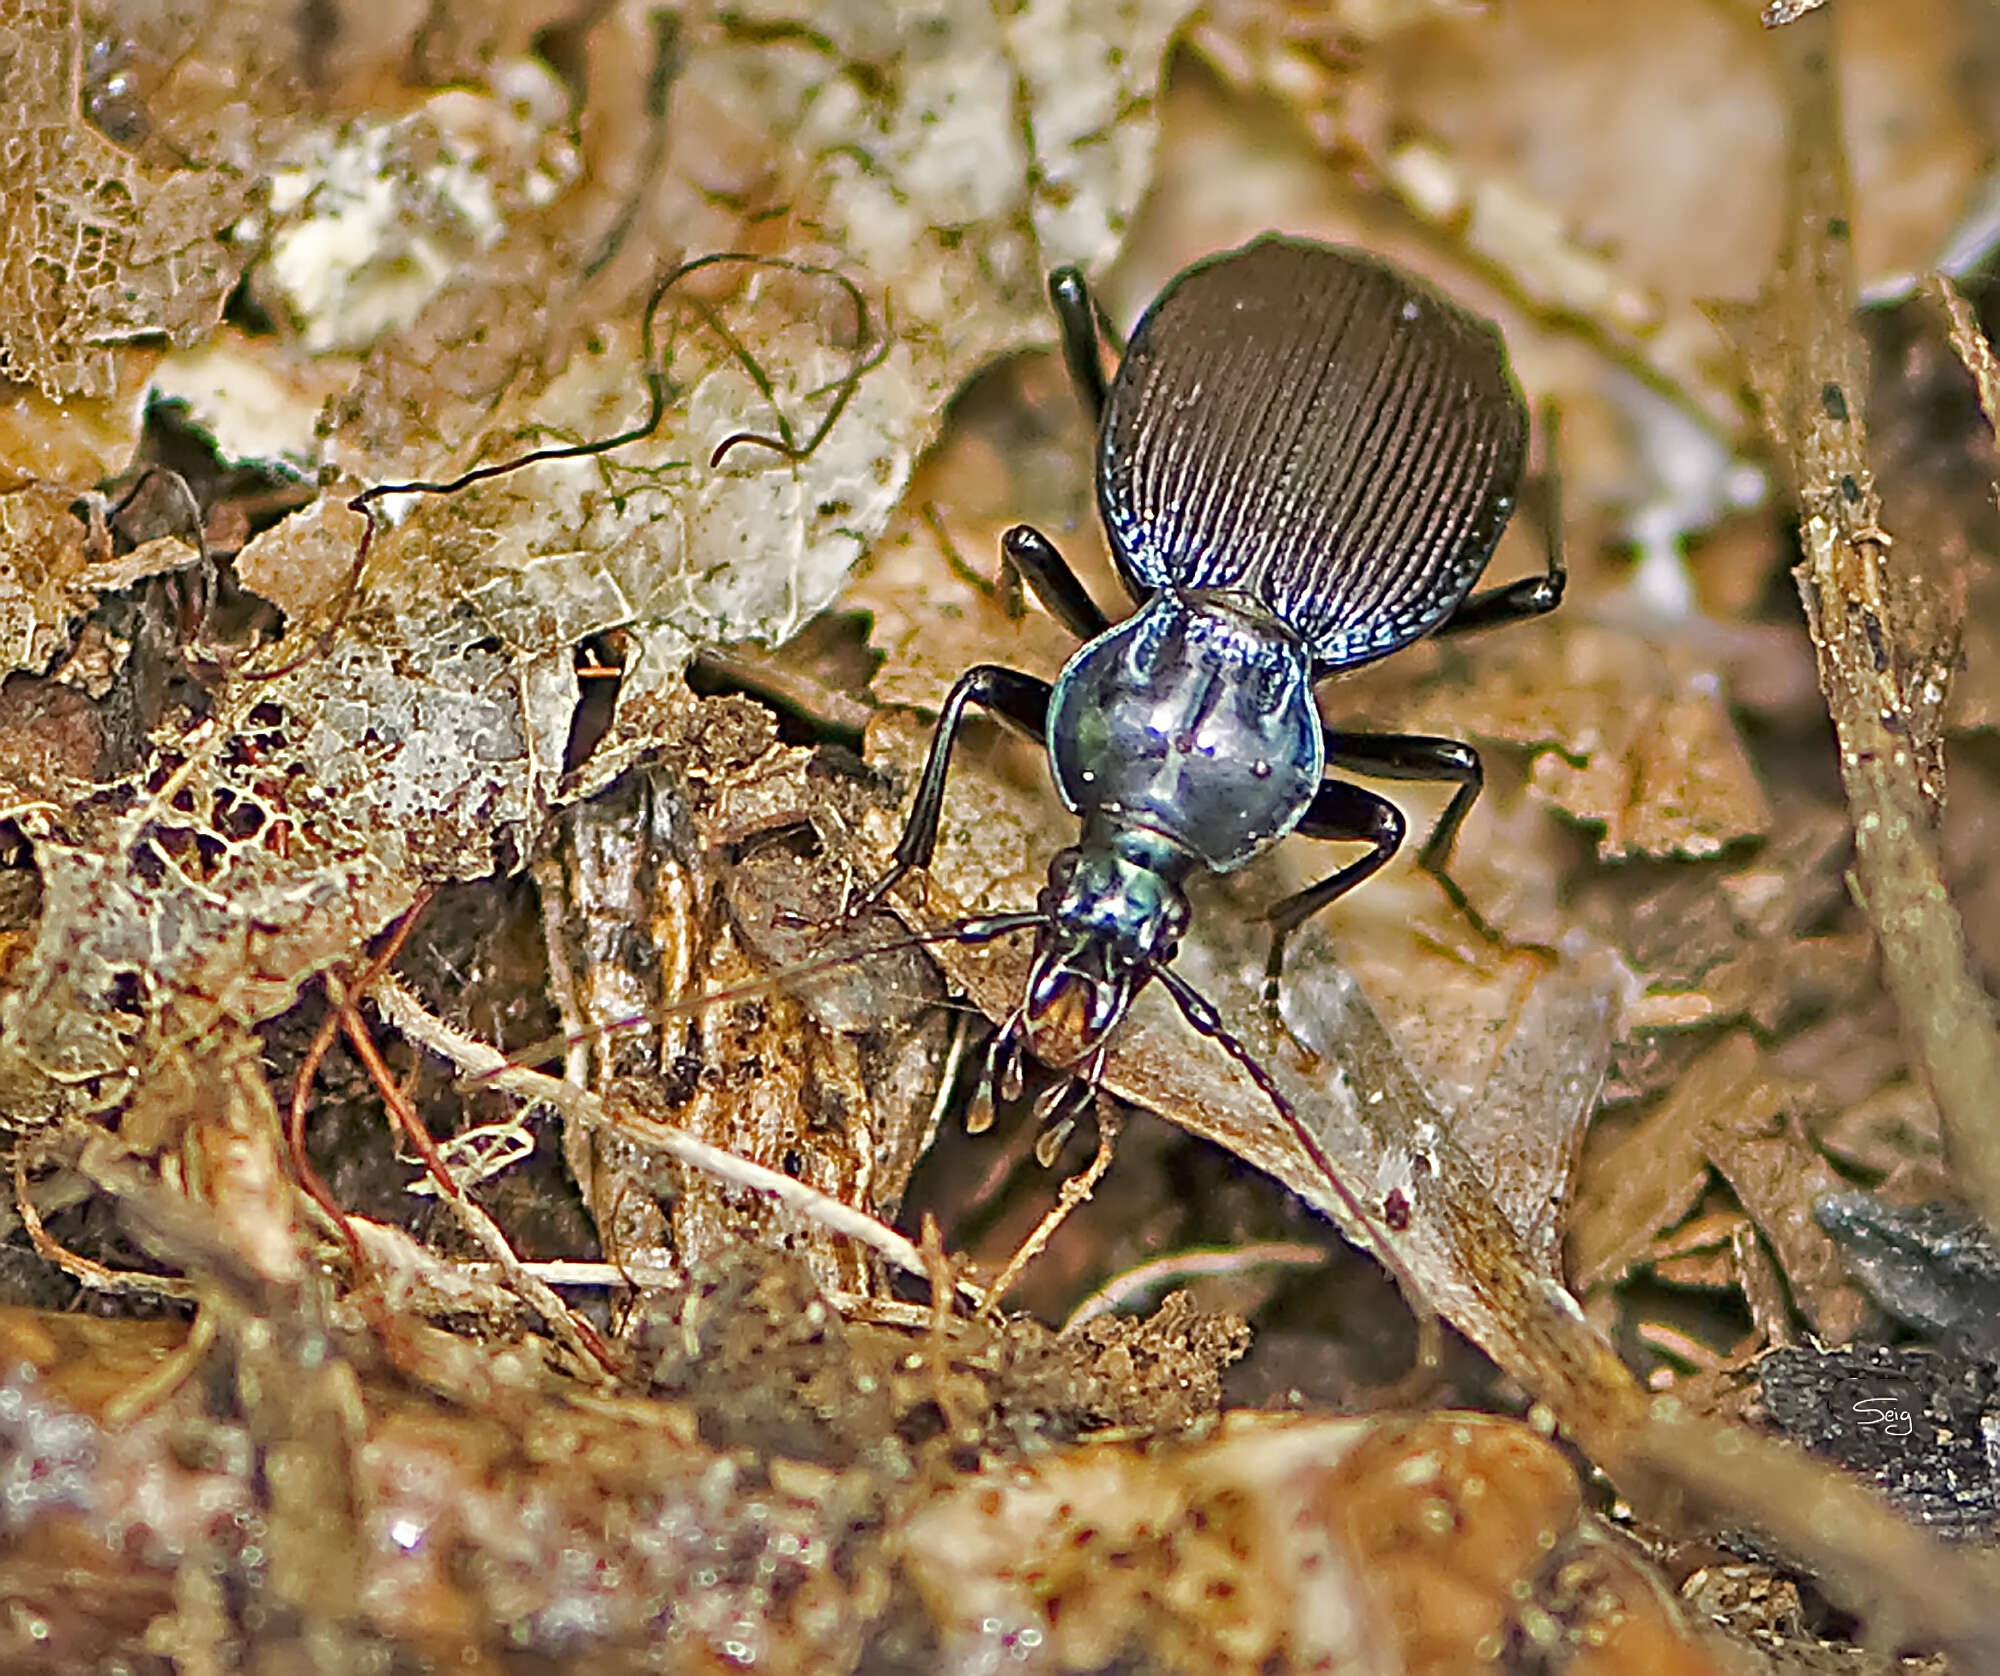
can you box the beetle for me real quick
[854,233,1563,1125]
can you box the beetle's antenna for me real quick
[485,908,1043,1081]
[1153,964,1443,1384]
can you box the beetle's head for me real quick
[1021,830,1191,1064]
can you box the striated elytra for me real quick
[857,233,1564,1127]
[1100,235,1528,671]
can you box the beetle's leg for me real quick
[1434,399,1566,638]
[1325,734,1482,877]
[1001,524,1113,642]
[1261,779,1405,1007]
[1048,267,1110,428]
[1433,564,1564,638]
[852,664,1053,914]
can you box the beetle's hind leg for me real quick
[1434,398,1566,638]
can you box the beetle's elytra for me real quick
[859,233,1564,1124]
[1100,237,1528,670]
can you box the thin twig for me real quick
[1631,1400,2000,1664]
[1746,19,2000,1235]
[321,987,621,1377]
[330,975,459,1198]
[437,1256,950,1328]
[1063,1240,1327,1330]
[285,892,435,1266]
[431,1178,616,1378]
[13,1144,197,1301]
[1931,277,2000,462]
[976,1101,1124,1317]
[101,1307,217,1428]
[369,973,949,1291]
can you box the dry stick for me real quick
[331,972,616,1376]
[1635,15,2000,1661]
[1630,1399,2000,1666]
[461,1260,943,1328]
[1748,23,2000,1236]
[101,1307,218,1429]
[529,850,594,1090]
[368,972,947,1291]
[329,974,461,1199]
[918,1213,959,1338]
[975,1100,1125,1317]
[430,1184,616,1379]
[1063,1240,1327,1330]
[284,891,436,1272]
[12,1143,197,1301]
[1933,278,2000,441]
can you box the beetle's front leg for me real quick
[852,665,1053,914]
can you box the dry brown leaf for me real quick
[0,1,247,396]
[1703,1108,1868,1343]
[1571,1031,1869,1340]
[0,1302,1733,1674]
[0,364,151,484]
[1449,623,1773,861]
[0,2,1190,1127]
[1569,1045,1719,1296]
[0,485,106,678]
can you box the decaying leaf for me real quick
[7,2,2000,1669]
[1454,623,1774,861]
[0,1303,1734,1674]
[0,1,1189,1123]
[1570,1032,1867,1339]
[0,0,246,397]
[538,690,952,1299]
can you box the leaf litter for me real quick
[5,0,2000,1670]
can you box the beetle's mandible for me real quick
[859,233,1564,1121]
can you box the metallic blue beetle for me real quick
[860,235,1563,1112]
